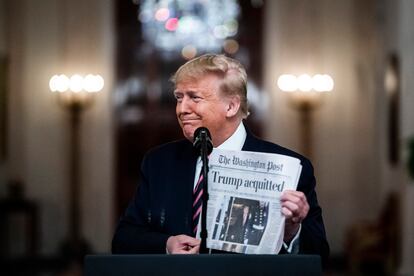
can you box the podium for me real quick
[84,254,321,276]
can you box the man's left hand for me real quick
[280,190,309,243]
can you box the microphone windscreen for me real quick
[193,127,213,154]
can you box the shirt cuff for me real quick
[283,224,301,254]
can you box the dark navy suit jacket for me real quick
[112,129,329,261]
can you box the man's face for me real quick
[174,74,231,145]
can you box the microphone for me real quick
[193,127,213,155]
[193,127,212,253]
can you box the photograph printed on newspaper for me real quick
[206,149,302,254]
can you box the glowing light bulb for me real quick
[49,75,59,92]
[323,74,334,91]
[277,74,297,92]
[69,74,83,92]
[94,75,105,92]
[56,74,70,92]
[297,74,313,92]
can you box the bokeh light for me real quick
[49,74,104,93]
[165,18,179,31]
[155,8,170,21]
[277,74,334,92]
[181,45,197,60]
[223,39,239,55]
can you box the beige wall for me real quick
[399,1,414,138]
[3,0,114,254]
[263,0,411,256]
[398,0,414,273]
[0,0,7,194]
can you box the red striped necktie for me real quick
[192,172,204,236]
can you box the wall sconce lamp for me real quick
[49,74,104,108]
[49,74,104,255]
[277,73,334,158]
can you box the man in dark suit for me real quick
[112,54,329,260]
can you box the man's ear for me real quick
[225,95,241,118]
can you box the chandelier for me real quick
[135,0,241,58]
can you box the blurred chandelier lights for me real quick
[277,74,334,92]
[136,0,240,57]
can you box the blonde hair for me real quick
[171,54,249,118]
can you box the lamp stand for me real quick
[60,103,91,261]
[298,102,313,159]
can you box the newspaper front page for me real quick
[206,149,302,254]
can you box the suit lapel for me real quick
[241,127,260,152]
[176,142,198,234]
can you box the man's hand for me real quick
[281,190,309,243]
[166,235,200,254]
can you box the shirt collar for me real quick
[216,122,247,151]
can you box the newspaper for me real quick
[206,149,302,254]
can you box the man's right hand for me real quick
[166,235,200,254]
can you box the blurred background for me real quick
[0,0,413,275]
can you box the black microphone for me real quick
[193,127,212,253]
[193,127,213,155]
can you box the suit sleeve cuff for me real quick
[283,224,301,254]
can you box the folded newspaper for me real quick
[206,149,302,254]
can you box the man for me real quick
[112,54,329,260]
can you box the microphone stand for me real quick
[200,139,209,254]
